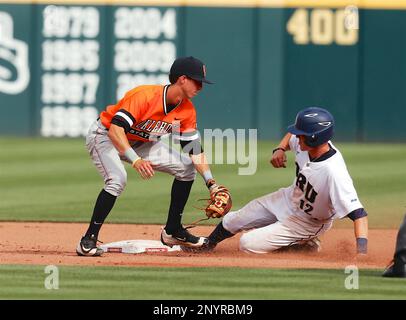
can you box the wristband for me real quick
[272,147,286,154]
[124,148,140,164]
[202,170,214,184]
[356,237,368,254]
[206,179,217,190]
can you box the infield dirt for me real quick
[0,222,396,269]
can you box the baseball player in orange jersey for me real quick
[76,56,228,256]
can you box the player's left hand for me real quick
[354,252,369,265]
[205,180,232,218]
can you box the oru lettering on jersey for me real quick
[295,162,318,215]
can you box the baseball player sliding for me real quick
[76,56,230,256]
[193,107,369,254]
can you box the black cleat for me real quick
[161,227,208,248]
[382,261,406,278]
[76,235,104,257]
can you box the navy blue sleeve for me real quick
[347,208,368,221]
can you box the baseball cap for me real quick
[169,56,213,84]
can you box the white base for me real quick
[100,240,181,254]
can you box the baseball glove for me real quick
[205,183,232,218]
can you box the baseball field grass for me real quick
[0,138,405,227]
[1,265,406,300]
[1,137,406,300]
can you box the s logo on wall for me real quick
[0,11,30,95]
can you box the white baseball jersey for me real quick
[276,135,363,224]
[222,135,363,253]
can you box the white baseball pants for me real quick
[222,191,332,253]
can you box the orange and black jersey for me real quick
[100,85,199,144]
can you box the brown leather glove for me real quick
[205,180,232,218]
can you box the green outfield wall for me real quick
[0,0,405,141]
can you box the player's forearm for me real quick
[108,124,132,154]
[277,133,292,151]
[190,152,214,186]
[191,152,210,176]
[354,216,368,238]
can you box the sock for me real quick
[208,222,235,245]
[165,179,194,234]
[85,189,117,239]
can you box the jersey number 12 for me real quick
[299,200,313,214]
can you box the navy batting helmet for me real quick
[287,107,334,147]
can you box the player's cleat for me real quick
[302,237,322,252]
[276,237,321,253]
[161,227,208,248]
[382,260,406,278]
[76,235,104,257]
[180,239,217,253]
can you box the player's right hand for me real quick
[270,150,287,168]
[132,159,154,179]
